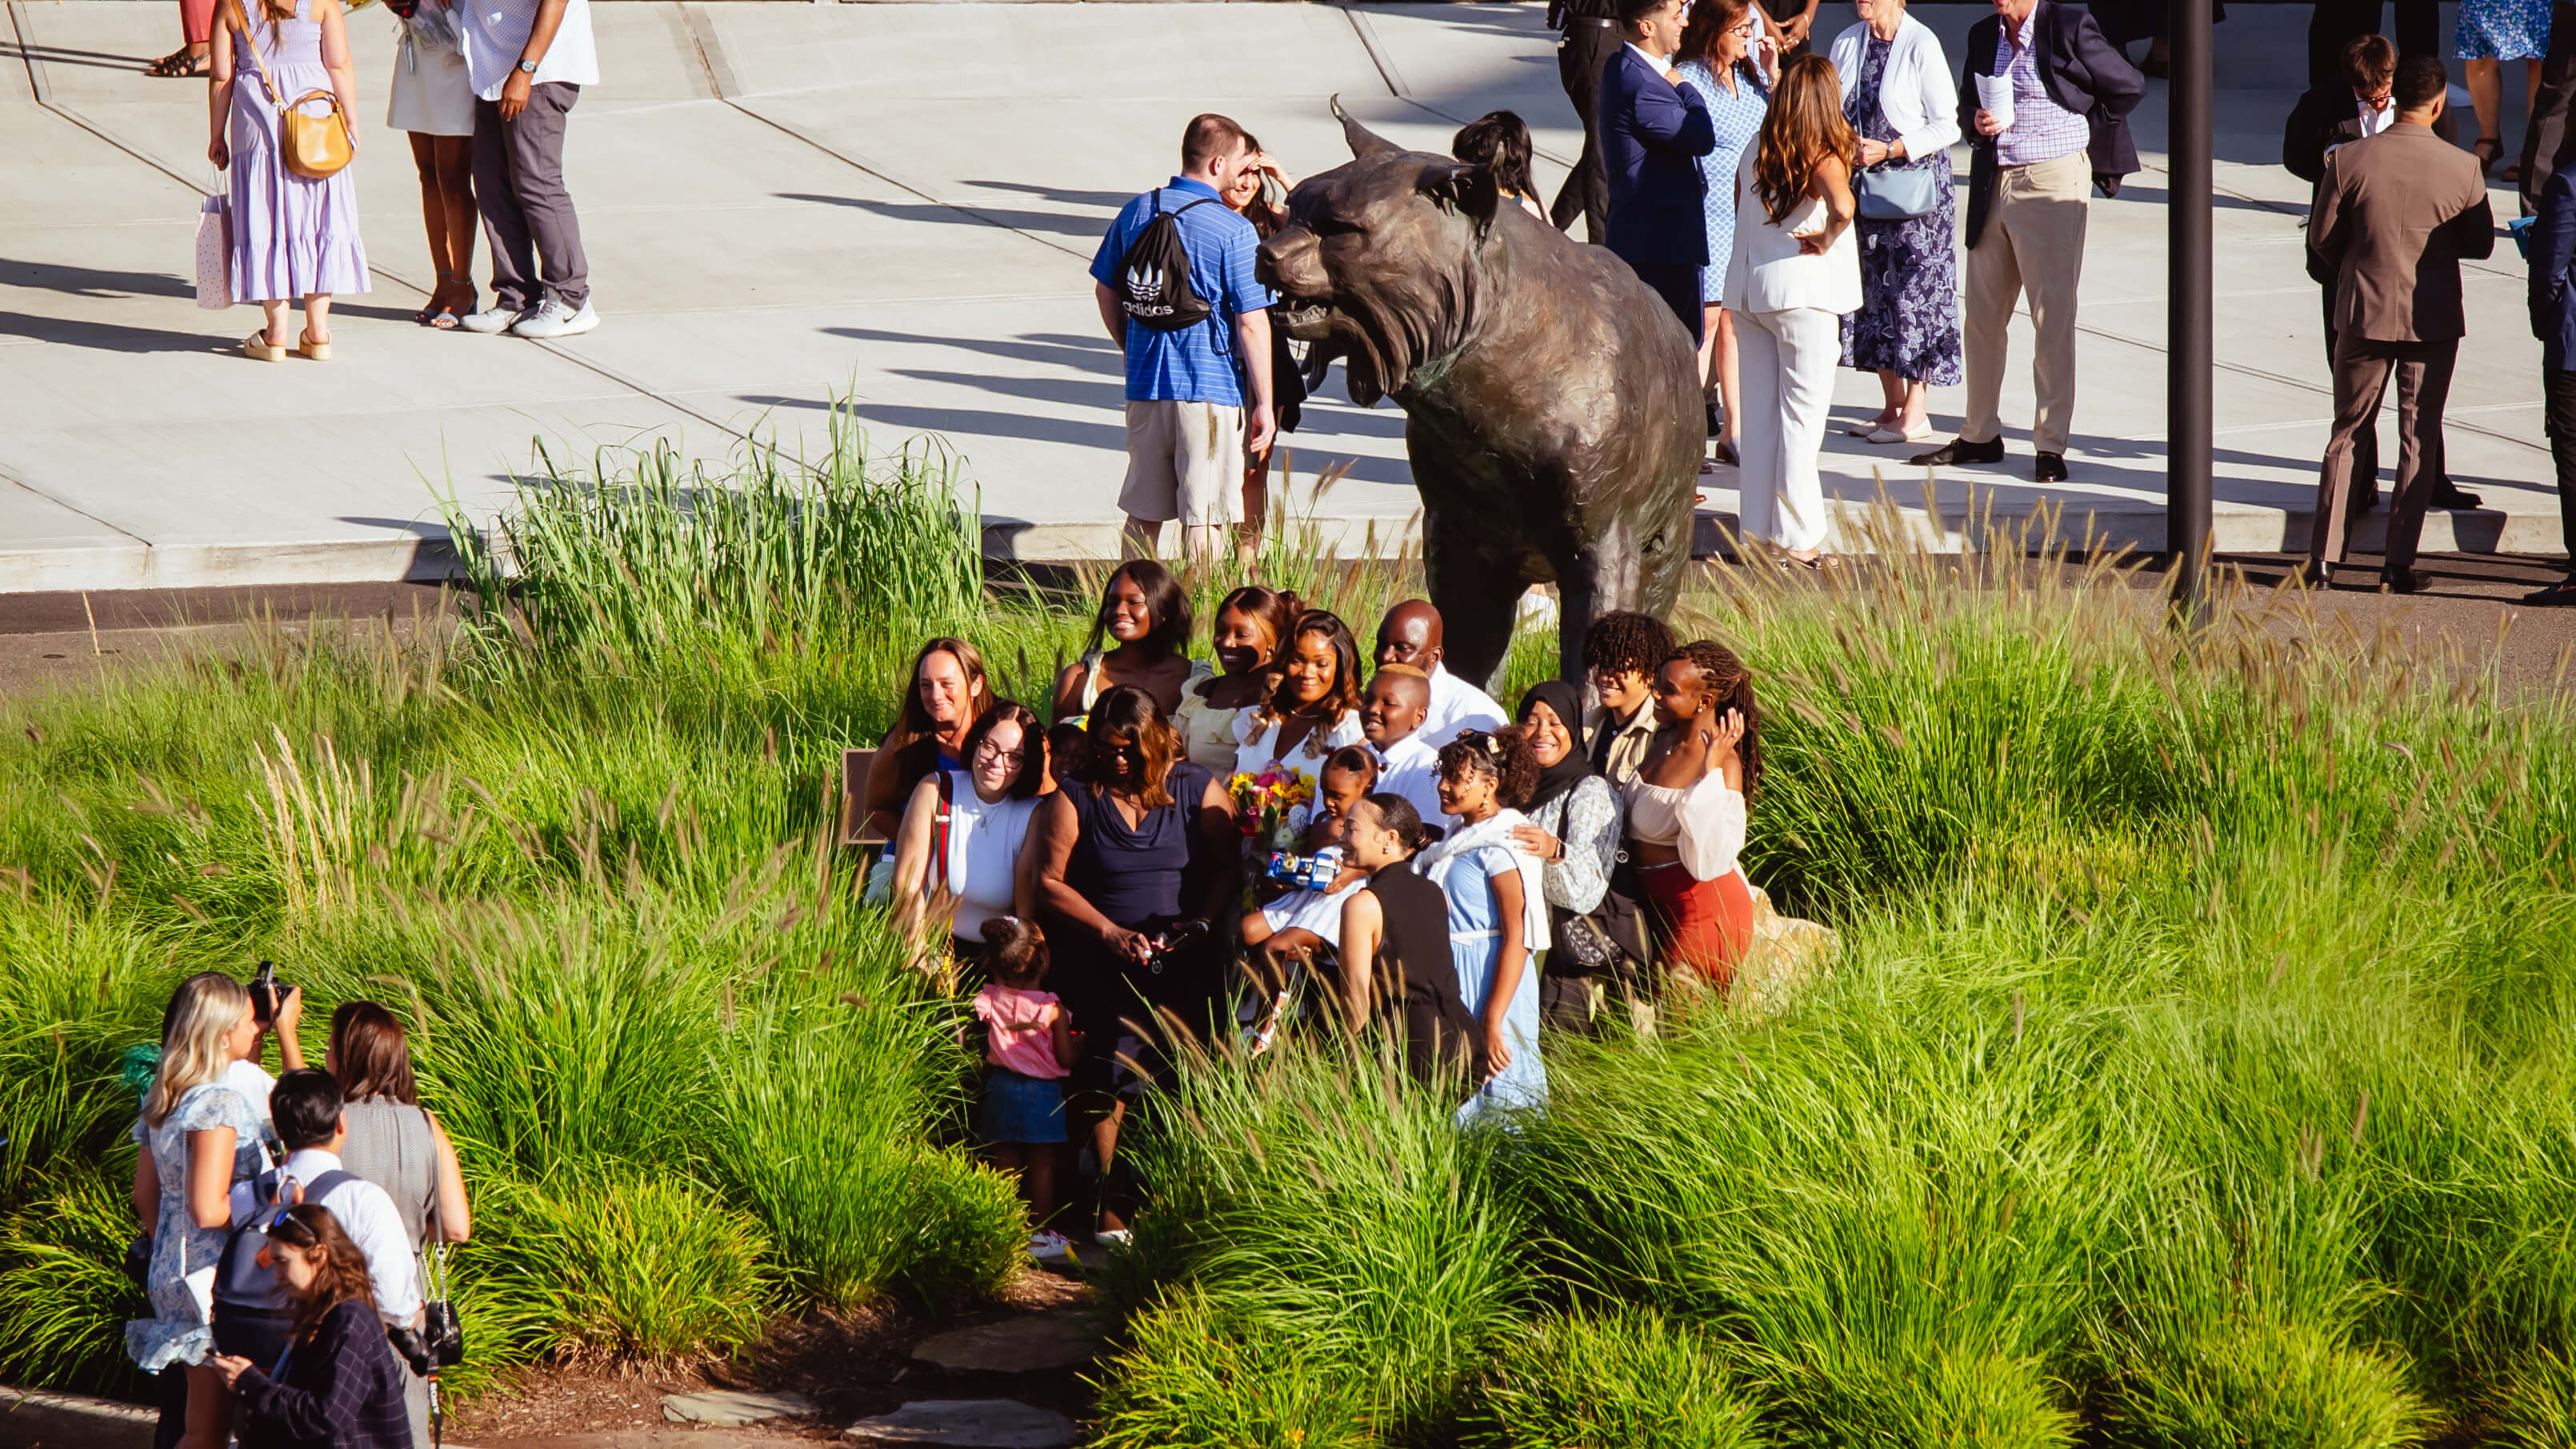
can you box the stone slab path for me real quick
[0,0,2561,594]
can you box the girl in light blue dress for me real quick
[1674,0,1778,466]
[128,973,275,1449]
[1421,731,1550,1125]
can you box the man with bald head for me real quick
[1374,600,1506,746]
[1360,666,1450,829]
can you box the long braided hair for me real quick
[1671,640,1763,798]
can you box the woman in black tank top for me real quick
[1334,794,1482,1098]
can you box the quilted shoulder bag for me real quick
[226,0,354,180]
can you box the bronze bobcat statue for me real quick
[1257,106,1702,685]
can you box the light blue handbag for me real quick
[1853,160,1941,220]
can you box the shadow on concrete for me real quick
[961,178,1137,210]
[0,309,233,354]
[824,326,1122,375]
[1,258,196,300]
[774,192,1104,239]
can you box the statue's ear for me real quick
[1331,94,1406,160]
[1418,161,1502,240]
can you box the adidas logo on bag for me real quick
[1114,190,1218,332]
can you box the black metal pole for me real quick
[2168,0,2214,624]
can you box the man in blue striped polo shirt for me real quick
[1090,114,1277,565]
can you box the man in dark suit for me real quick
[1546,0,1626,243]
[2519,1,2576,215]
[2304,56,2496,594]
[1910,0,2142,483]
[1598,0,1717,346]
[2284,35,2480,515]
[2526,134,2576,606]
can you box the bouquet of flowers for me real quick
[1228,766,1316,851]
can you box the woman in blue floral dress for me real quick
[2459,0,2550,181]
[1674,0,1776,467]
[1829,0,1962,444]
[129,974,274,1449]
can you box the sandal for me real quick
[427,282,474,330]
[294,330,330,362]
[2473,135,2505,174]
[242,331,286,362]
[146,45,207,78]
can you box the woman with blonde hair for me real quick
[129,973,273,1449]
[206,0,369,362]
[1722,52,1858,566]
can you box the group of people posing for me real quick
[858,569,1766,1258]
[186,0,598,361]
[126,976,467,1449]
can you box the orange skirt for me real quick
[1638,862,1754,995]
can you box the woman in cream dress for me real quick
[386,0,477,326]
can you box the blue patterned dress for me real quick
[126,1083,269,1373]
[1838,34,1963,385]
[2458,0,2550,60]
[1675,58,1770,306]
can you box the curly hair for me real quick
[1437,726,1541,811]
[1582,610,1678,684]
[1668,640,1763,798]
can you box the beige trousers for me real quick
[1962,149,2090,456]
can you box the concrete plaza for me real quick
[0,0,2562,593]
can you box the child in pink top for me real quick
[971,916,1075,1261]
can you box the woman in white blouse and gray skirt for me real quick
[386,0,477,326]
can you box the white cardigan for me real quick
[1827,14,1962,166]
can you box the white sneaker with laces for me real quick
[457,305,525,335]
[510,298,599,339]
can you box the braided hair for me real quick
[1669,639,1762,798]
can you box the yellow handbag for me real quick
[226,0,353,180]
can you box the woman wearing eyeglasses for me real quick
[892,701,1048,960]
[1675,0,1779,468]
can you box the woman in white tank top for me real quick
[892,701,1048,956]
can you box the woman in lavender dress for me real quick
[207,0,369,362]
[1829,0,1960,444]
[1674,0,1776,469]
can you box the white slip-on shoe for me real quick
[458,305,524,335]
[510,298,599,339]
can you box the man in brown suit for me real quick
[2303,54,2497,594]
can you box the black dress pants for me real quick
[2522,2,2576,215]
[2306,0,2440,90]
[2546,367,2576,562]
[1549,18,1623,242]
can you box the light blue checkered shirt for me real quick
[1994,6,2092,167]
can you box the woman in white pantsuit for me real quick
[1722,53,1861,565]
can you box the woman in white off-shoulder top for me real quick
[1622,639,1762,993]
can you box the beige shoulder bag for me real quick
[224,0,353,180]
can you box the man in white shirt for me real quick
[1374,601,1506,745]
[458,0,600,338]
[1362,666,1451,831]
[231,1071,422,1330]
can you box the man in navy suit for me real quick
[2529,135,2576,606]
[1599,0,1717,344]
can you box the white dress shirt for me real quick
[230,1148,422,1326]
[1372,731,1452,832]
[1422,662,1507,744]
[2354,94,2394,138]
[461,0,598,101]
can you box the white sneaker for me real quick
[1091,1228,1133,1250]
[1027,1231,1073,1262]
[457,304,525,334]
[510,298,598,339]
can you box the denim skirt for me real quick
[980,1067,1068,1144]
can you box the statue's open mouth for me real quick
[1274,299,1336,338]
